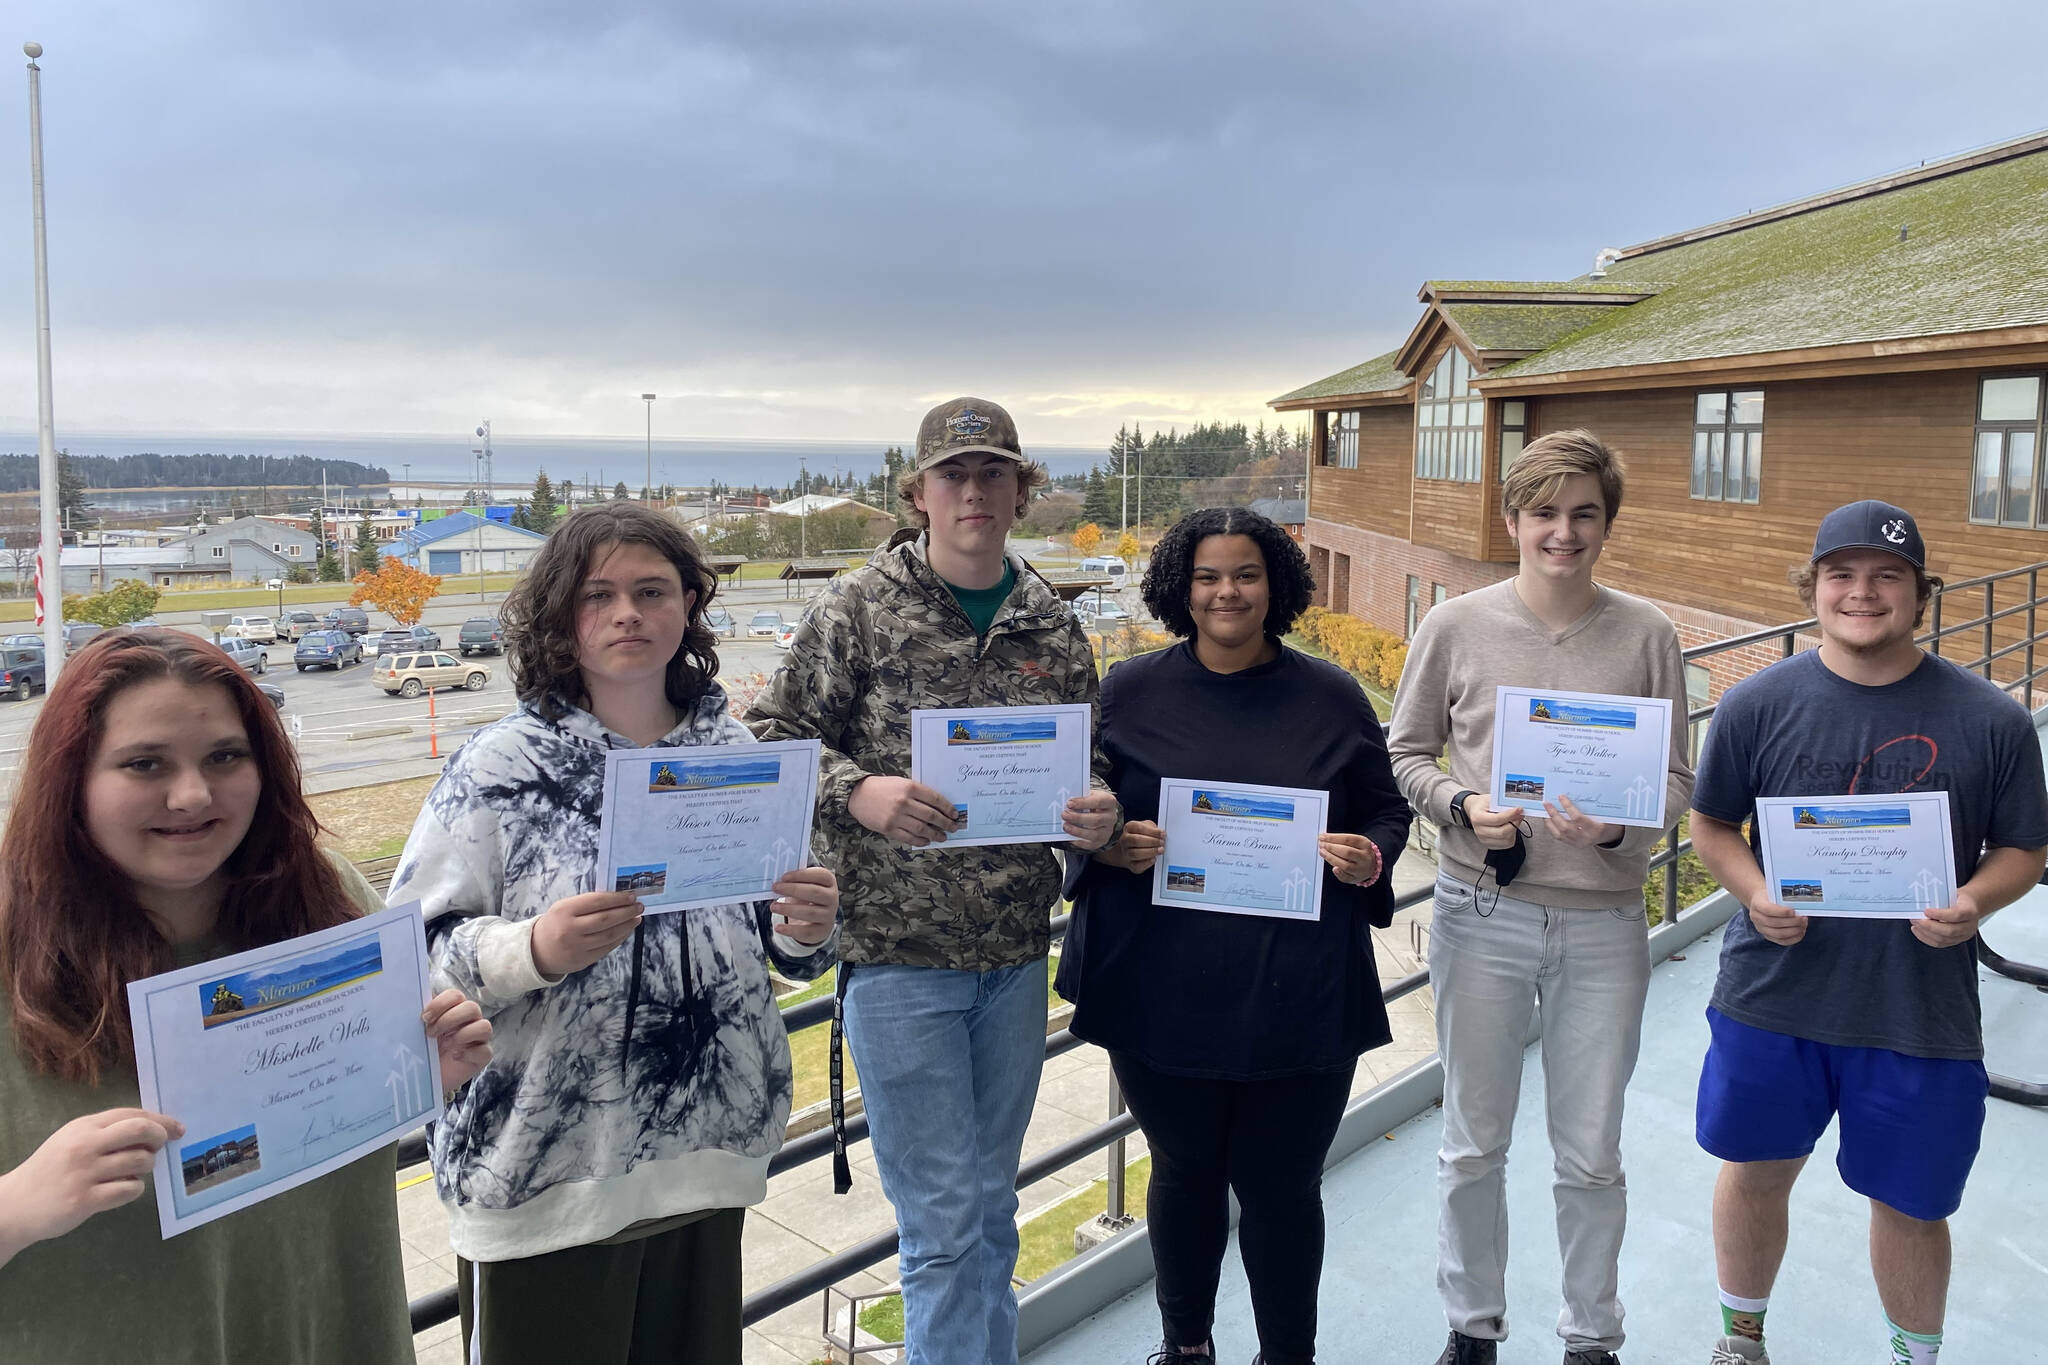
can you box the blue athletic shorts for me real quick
[1695,1006,1988,1221]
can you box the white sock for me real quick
[1888,1316,1941,1365]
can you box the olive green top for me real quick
[0,857,416,1365]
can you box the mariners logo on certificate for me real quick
[126,902,444,1238]
[1488,685,1674,828]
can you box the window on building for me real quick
[1431,583,1448,610]
[1405,575,1420,638]
[288,544,302,557]
[1691,390,1764,503]
[1499,401,1528,474]
[1971,374,2043,527]
[210,545,225,559]
[1322,410,1360,469]
[1333,553,1352,614]
[271,542,282,552]
[1415,349,1484,482]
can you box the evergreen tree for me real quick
[353,516,381,574]
[56,452,92,528]
[1081,468,1118,525]
[612,481,629,501]
[528,470,559,535]
[510,500,532,531]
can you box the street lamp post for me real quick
[472,423,491,604]
[23,42,65,676]
[641,394,656,503]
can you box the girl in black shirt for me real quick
[1058,507,1410,1365]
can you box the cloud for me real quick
[3,0,2044,443]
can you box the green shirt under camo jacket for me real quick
[746,529,1117,972]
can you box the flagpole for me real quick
[24,42,64,675]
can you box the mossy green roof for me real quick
[1271,348,1408,405]
[1441,303,1622,354]
[1494,147,2048,378]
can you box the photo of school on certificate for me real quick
[127,902,443,1238]
[1488,685,1674,828]
[909,703,1093,848]
[594,739,821,914]
[1755,790,1957,919]
[1152,778,1329,921]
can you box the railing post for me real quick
[1930,591,1943,660]
[1664,821,1680,924]
[1985,582,1996,682]
[1105,1075,1129,1222]
[2029,569,2039,712]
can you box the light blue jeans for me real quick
[1429,873,1652,1354]
[843,958,1049,1365]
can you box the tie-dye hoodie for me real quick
[392,687,833,1262]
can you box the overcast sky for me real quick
[3,0,2045,448]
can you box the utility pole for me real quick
[24,42,65,672]
[472,424,491,603]
[798,459,808,559]
[641,394,656,503]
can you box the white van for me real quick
[1078,555,1129,591]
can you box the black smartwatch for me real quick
[1448,790,1478,829]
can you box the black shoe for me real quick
[1145,1342,1214,1365]
[1434,1331,1497,1365]
[1564,1352,1621,1365]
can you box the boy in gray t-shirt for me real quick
[1690,501,2048,1365]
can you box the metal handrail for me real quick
[400,558,2048,1336]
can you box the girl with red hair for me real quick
[0,630,491,1362]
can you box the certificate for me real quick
[593,739,821,914]
[1489,686,1674,829]
[910,704,1093,848]
[1151,778,1329,921]
[126,902,443,1239]
[1754,791,1957,919]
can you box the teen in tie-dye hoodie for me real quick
[393,503,839,1364]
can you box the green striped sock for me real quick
[1888,1317,1941,1364]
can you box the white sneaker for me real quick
[1709,1338,1769,1365]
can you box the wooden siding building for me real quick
[1273,131,2048,698]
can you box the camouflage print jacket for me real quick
[746,530,1116,971]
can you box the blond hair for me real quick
[1501,428,1625,525]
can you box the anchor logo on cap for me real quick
[1881,518,1908,544]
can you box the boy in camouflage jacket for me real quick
[748,397,1118,1365]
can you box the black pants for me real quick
[1111,1052,1356,1365]
[456,1207,745,1364]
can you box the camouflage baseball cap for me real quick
[913,397,1026,472]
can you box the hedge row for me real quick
[1296,606,1407,692]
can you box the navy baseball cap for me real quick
[1811,500,1924,570]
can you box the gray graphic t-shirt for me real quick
[1693,650,2048,1059]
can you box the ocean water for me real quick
[0,430,1108,491]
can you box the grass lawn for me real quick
[852,1152,1152,1345]
[310,776,437,861]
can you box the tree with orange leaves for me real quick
[349,560,444,626]
[1071,522,1102,556]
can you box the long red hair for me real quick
[0,630,357,1083]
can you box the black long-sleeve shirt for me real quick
[1056,641,1412,1080]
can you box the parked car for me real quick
[219,637,269,675]
[774,621,797,650]
[1079,597,1133,626]
[373,625,442,656]
[1,633,43,650]
[747,610,784,639]
[278,610,323,641]
[458,616,503,656]
[222,614,277,644]
[704,606,737,638]
[372,651,489,698]
[127,617,161,629]
[294,629,364,671]
[321,606,371,635]
[0,647,45,701]
[1078,555,1130,592]
[62,623,104,656]
[257,683,286,711]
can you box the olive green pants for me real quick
[456,1207,745,1365]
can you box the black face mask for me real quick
[1486,827,1528,888]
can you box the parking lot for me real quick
[0,548,1143,805]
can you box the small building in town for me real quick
[1273,129,2048,698]
[168,517,320,582]
[389,511,549,576]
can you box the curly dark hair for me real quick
[501,502,721,720]
[1141,506,1316,640]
